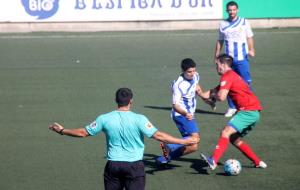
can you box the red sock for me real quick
[237,142,260,165]
[212,137,229,163]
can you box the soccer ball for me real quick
[224,159,242,176]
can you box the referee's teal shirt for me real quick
[86,110,158,162]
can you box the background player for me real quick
[214,1,255,117]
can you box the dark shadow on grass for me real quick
[216,172,229,176]
[144,105,224,116]
[143,153,182,175]
[143,153,210,175]
[241,164,256,168]
[210,163,255,176]
[176,157,210,175]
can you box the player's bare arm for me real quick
[198,85,217,110]
[173,104,193,120]
[152,131,198,145]
[247,37,255,57]
[196,84,209,99]
[216,89,229,101]
[214,40,224,62]
[49,122,89,137]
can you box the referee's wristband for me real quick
[58,128,64,135]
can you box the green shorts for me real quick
[228,111,260,136]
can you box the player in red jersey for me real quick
[201,54,267,170]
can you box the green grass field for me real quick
[0,28,299,190]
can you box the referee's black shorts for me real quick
[104,160,145,190]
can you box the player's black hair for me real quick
[217,54,233,66]
[181,58,196,71]
[226,1,238,9]
[115,88,133,107]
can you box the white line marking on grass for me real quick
[0,30,299,39]
[0,33,211,39]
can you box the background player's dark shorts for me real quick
[104,160,145,190]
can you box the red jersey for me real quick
[219,70,262,111]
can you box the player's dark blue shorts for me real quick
[172,115,199,137]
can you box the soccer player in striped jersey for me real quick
[214,1,255,117]
[156,58,210,164]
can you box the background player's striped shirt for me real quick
[218,17,253,62]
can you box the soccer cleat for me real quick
[224,108,237,117]
[155,155,170,164]
[210,102,217,111]
[160,143,170,160]
[201,153,217,170]
[156,143,171,164]
[255,161,267,169]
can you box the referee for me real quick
[49,87,197,190]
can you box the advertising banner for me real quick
[0,0,222,22]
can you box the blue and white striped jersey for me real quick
[219,17,253,61]
[171,72,199,116]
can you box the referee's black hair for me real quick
[181,58,196,71]
[115,88,133,107]
[217,54,233,67]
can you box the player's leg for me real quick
[157,116,199,163]
[202,111,255,169]
[225,97,237,117]
[182,133,199,154]
[229,112,267,168]
[169,116,199,157]
[163,133,199,158]
[104,161,124,190]
[211,125,236,163]
[201,125,236,170]
[231,136,266,168]
[233,59,252,88]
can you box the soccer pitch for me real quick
[0,28,299,190]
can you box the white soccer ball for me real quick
[224,159,242,176]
